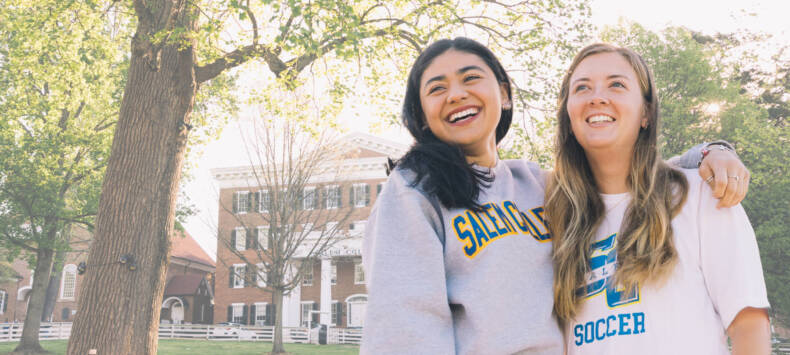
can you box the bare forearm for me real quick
[728,307,771,355]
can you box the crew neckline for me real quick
[600,191,631,207]
[471,158,502,174]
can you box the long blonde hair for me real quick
[545,43,689,324]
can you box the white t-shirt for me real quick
[565,169,769,354]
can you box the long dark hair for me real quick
[391,37,513,211]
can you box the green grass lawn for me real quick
[0,340,359,355]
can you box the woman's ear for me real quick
[500,83,511,110]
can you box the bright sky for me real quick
[183,0,790,260]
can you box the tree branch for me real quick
[16,119,35,139]
[59,218,94,230]
[2,234,38,253]
[243,0,259,46]
[194,44,282,83]
[276,13,296,55]
[93,114,118,132]
[58,108,70,131]
[72,101,86,121]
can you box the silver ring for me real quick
[705,176,714,183]
[728,176,740,181]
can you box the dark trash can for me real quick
[318,324,327,345]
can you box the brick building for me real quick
[160,232,216,324]
[0,228,215,325]
[0,226,91,324]
[211,132,406,328]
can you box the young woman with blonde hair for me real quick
[546,43,770,354]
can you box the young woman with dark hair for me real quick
[546,43,769,354]
[362,38,749,355]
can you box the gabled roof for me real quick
[171,230,215,268]
[210,132,409,187]
[164,274,206,296]
[335,132,409,157]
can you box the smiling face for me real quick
[419,49,509,159]
[567,52,647,154]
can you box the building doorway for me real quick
[345,294,367,327]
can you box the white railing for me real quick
[328,327,363,345]
[0,323,356,345]
[0,323,72,342]
[157,324,311,343]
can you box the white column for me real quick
[319,257,332,325]
[283,266,301,327]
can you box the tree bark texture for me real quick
[41,249,66,322]
[66,2,197,354]
[14,247,55,353]
[272,288,285,354]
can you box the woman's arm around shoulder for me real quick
[361,168,455,355]
[686,170,771,353]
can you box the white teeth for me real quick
[449,108,479,122]
[588,115,614,124]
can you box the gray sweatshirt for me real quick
[362,147,705,355]
[362,159,561,355]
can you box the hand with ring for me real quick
[699,148,750,208]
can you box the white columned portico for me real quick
[319,257,332,325]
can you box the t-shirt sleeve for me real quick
[667,143,704,168]
[360,170,455,355]
[696,174,770,330]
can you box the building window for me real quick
[232,264,245,289]
[258,189,271,213]
[376,182,384,196]
[354,261,365,285]
[234,191,249,214]
[350,183,370,207]
[232,303,244,323]
[349,221,366,235]
[325,185,341,209]
[303,187,316,210]
[234,227,246,251]
[255,263,266,287]
[256,226,269,250]
[302,261,313,286]
[331,301,340,326]
[255,302,267,326]
[331,263,337,285]
[300,302,314,328]
[0,289,6,314]
[60,264,77,300]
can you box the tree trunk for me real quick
[66,3,198,354]
[41,249,66,322]
[14,247,55,353]
[271,288,286,354]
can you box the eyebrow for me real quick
[571,74,629,85]
[423,65,486,89]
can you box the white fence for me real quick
[1,323,72,342]
[0,322,362,345]
[329,327,363,345]
[158,324,311,343]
